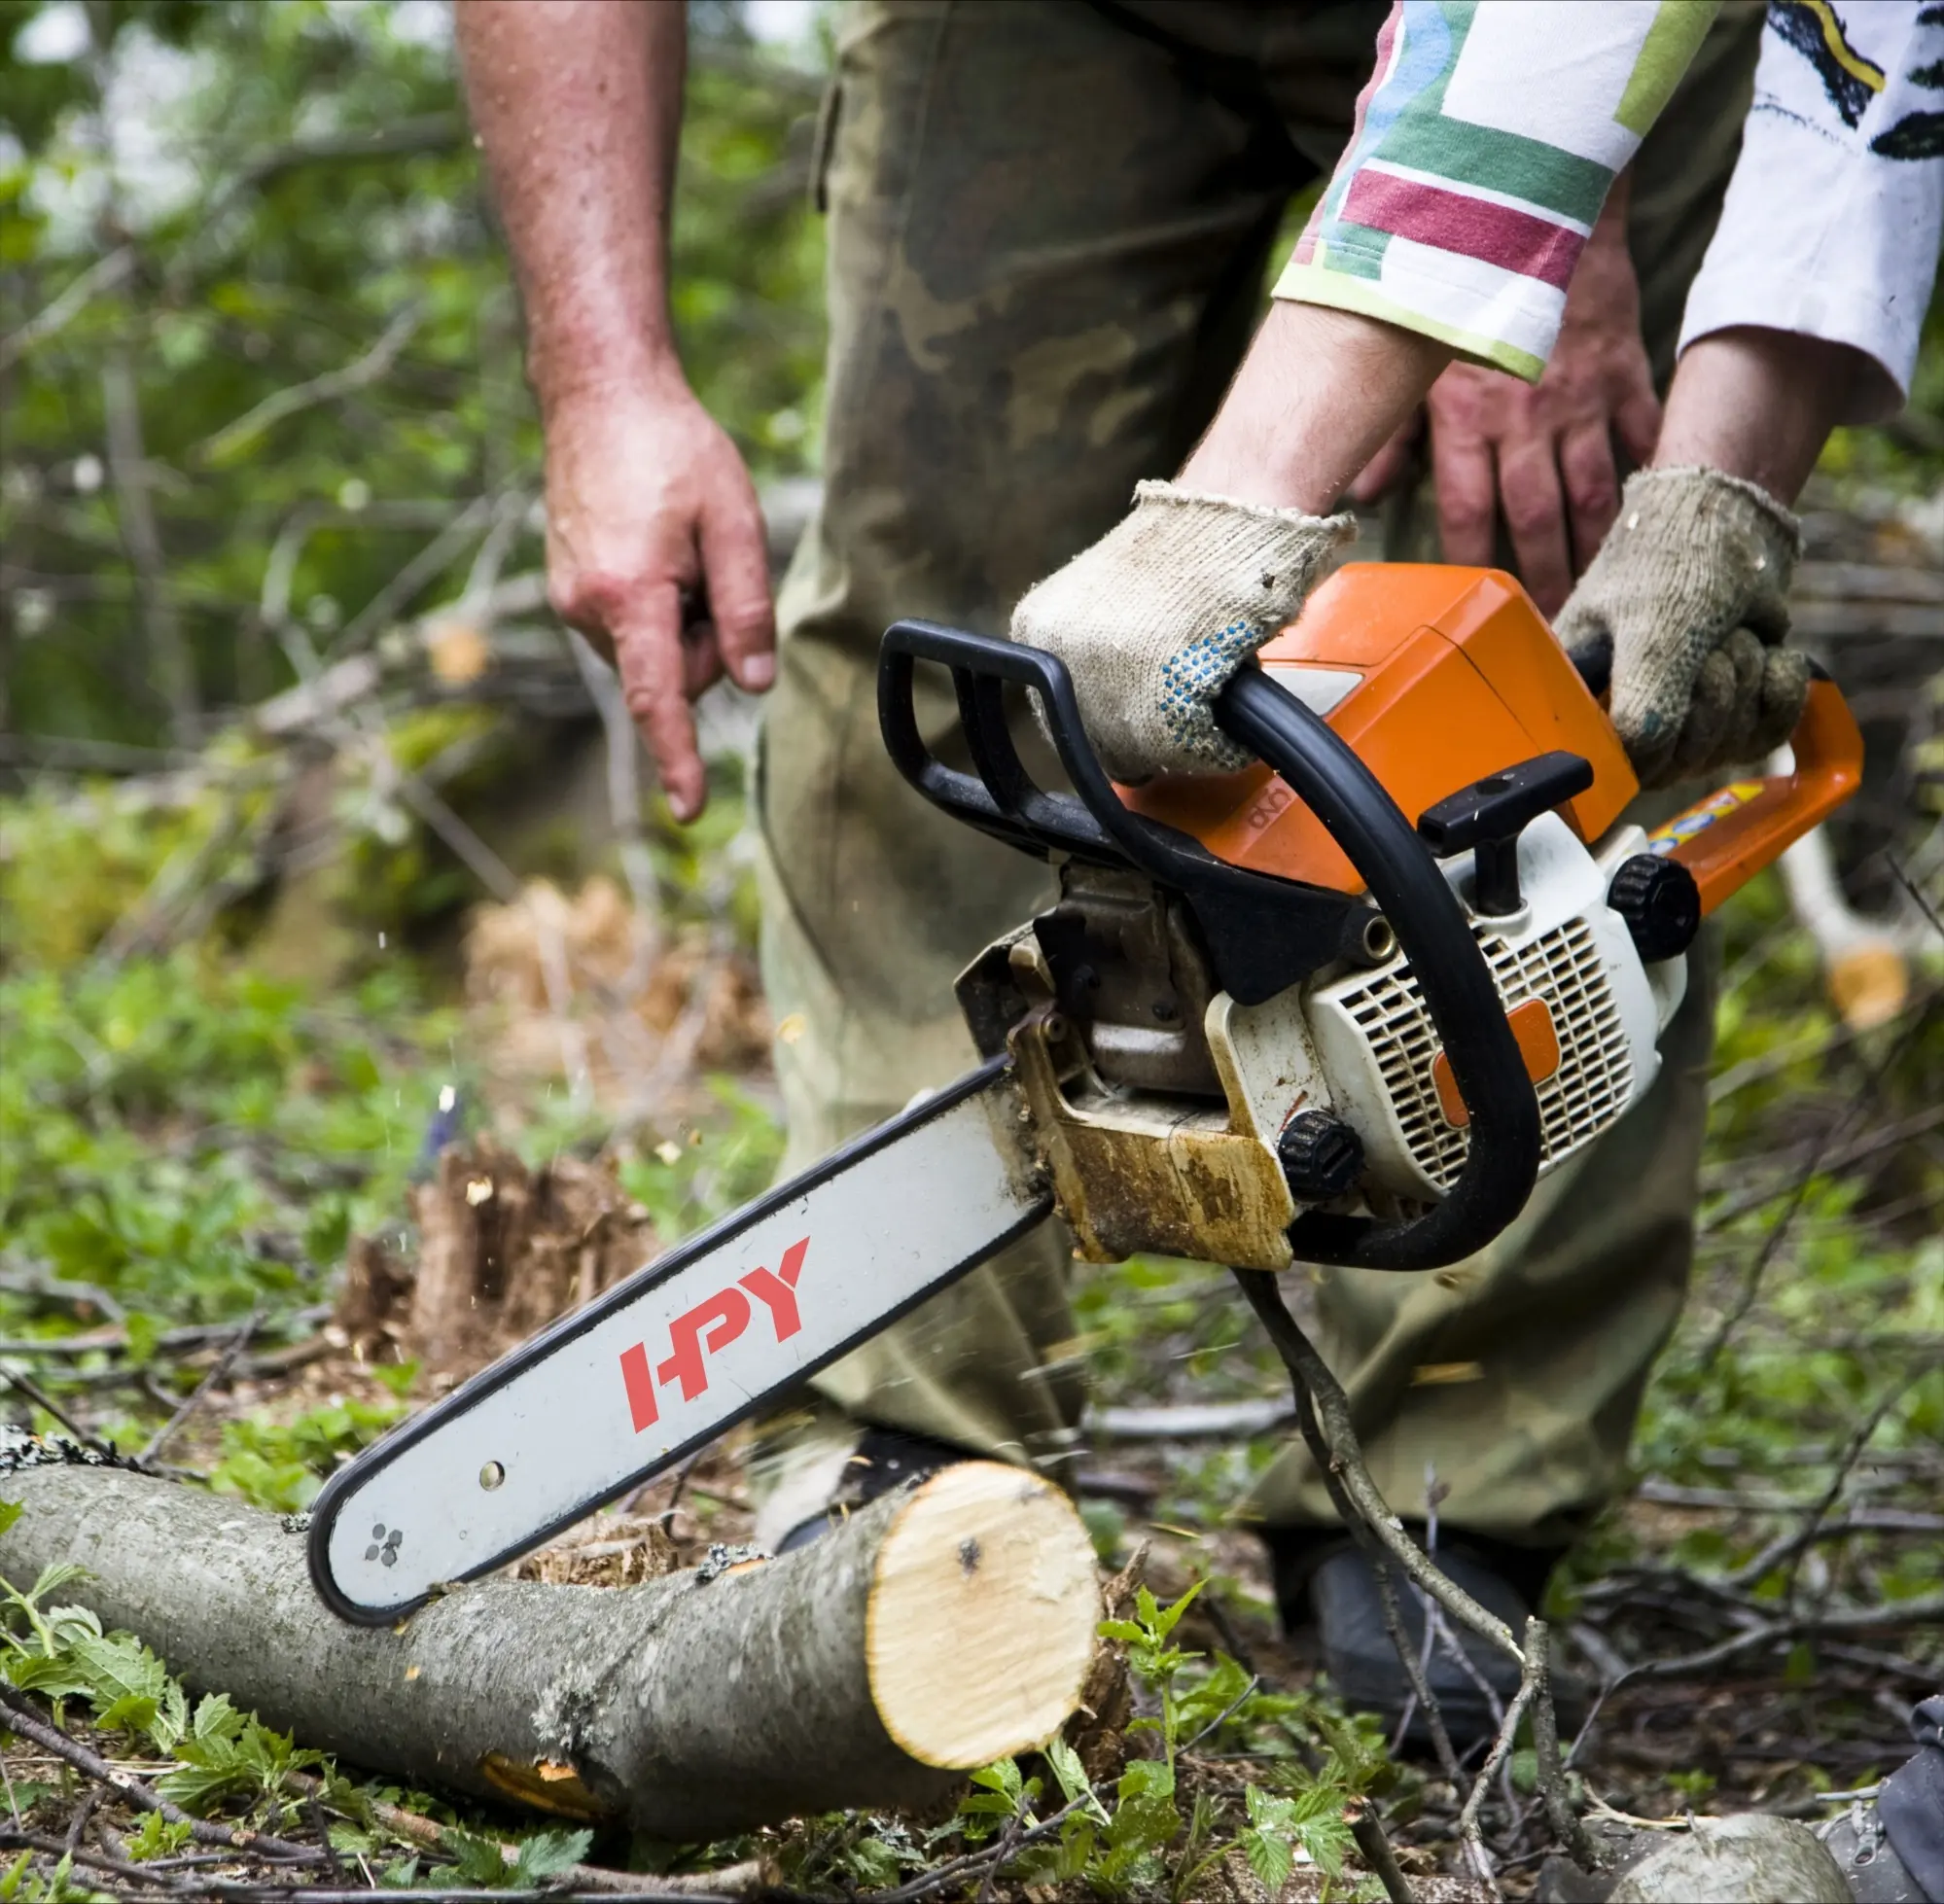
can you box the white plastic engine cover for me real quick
[1304,813,1664,1205]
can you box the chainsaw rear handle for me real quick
[1569,647,1863,914]
[878,621,1543,1272]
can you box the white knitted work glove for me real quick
[1009,480,1354,783]
[1554,466,1809,789]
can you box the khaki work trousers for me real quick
[756,0,1757,1553]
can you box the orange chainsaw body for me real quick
[1123,563,1863,914]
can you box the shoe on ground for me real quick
[1264,1527,1584,1756]
[1820,1691,1944,1904]
[774,1425,975,1552]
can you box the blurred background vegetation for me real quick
[1,0,1943,1869]
[1,0,824,750]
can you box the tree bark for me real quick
[0,1455,1099,1838]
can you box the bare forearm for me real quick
[1179,301,1453,512]
[455,0,687,412]
[1652,328,1865,507]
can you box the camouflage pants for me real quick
[755,0,1759,1550]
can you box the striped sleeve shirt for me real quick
[1273,2,1718,381]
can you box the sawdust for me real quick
[512,1514,685,1587]
[462,874,768,1110]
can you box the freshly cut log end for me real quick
[868,1463,1100,1769]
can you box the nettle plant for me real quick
[951,1585,1383,1904]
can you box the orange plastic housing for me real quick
[1649,676,1862,915]
[1122,565,1640,896]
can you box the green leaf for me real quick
[93,1692,160,1738]
[155,1759,246,1814]
[154,1678,189,1753]
[1147,1581,1204,1642]
[1242,1824,1294,1895]
[124,1814,195,1861]
[16,1563,89,1611]
[192,1691,245,1745]
[68,1632,168,1713]
[0,1656,93,1700]
[1118,1757,1176,1803]
[1043,1737,1106,1819]
[971,1757,1023,1802]
[442,1827,512,1886]
[511,1829,592,1886]
[0,1504,22,1541]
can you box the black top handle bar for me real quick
[877,620,1542,1271]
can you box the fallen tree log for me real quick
[0,1449,1099,1838]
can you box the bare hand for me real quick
[542,376,774,822]
[1348,211,1660,617]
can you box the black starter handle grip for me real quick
[877,622,1542,1271]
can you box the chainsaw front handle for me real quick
[878,623,1544,1272]
[1214,664,1542,1270]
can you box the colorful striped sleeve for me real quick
[1273,1,1718,381]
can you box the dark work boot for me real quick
[1264,1527,1581,1755]
[775,1425,975,1552]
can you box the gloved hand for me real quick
[1009,480,1353,783]
[1554,466,1810,789]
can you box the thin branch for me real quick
[1234,1269,1595,1882]
[0,1685,324,1863]
[0,248,137,371]
[138,1311,259,1463]
[863,1795,1089,1904]
[1233,1274,1520,1662]
[102,341,196,743]
[327,492,499,660]
[0,1824,195,1893]
[0,1369,104,1453]
[195,304,422,466]
[567,630,662,991]
[282,1771,760,1896]
[1247,1276,1463,1785]
[1347,1803,1417,1904]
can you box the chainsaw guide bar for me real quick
[308,1058,1048,1623]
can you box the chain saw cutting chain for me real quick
[310,563,1861,1623]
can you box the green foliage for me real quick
[0,947,461,1338]
[0,1545,312,1815]
[122,1814,194,1861]
[208,1394,408,1513]
[428,1824,593,1889]
[1,0,826,749]
[154,1691,325,1812]
[0,1848,94,1904]
[1611,873,1944,1609]
[947,1590,1375,1901]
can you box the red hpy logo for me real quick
[618,1237,807,1431]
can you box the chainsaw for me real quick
[310,563,1861,1623]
